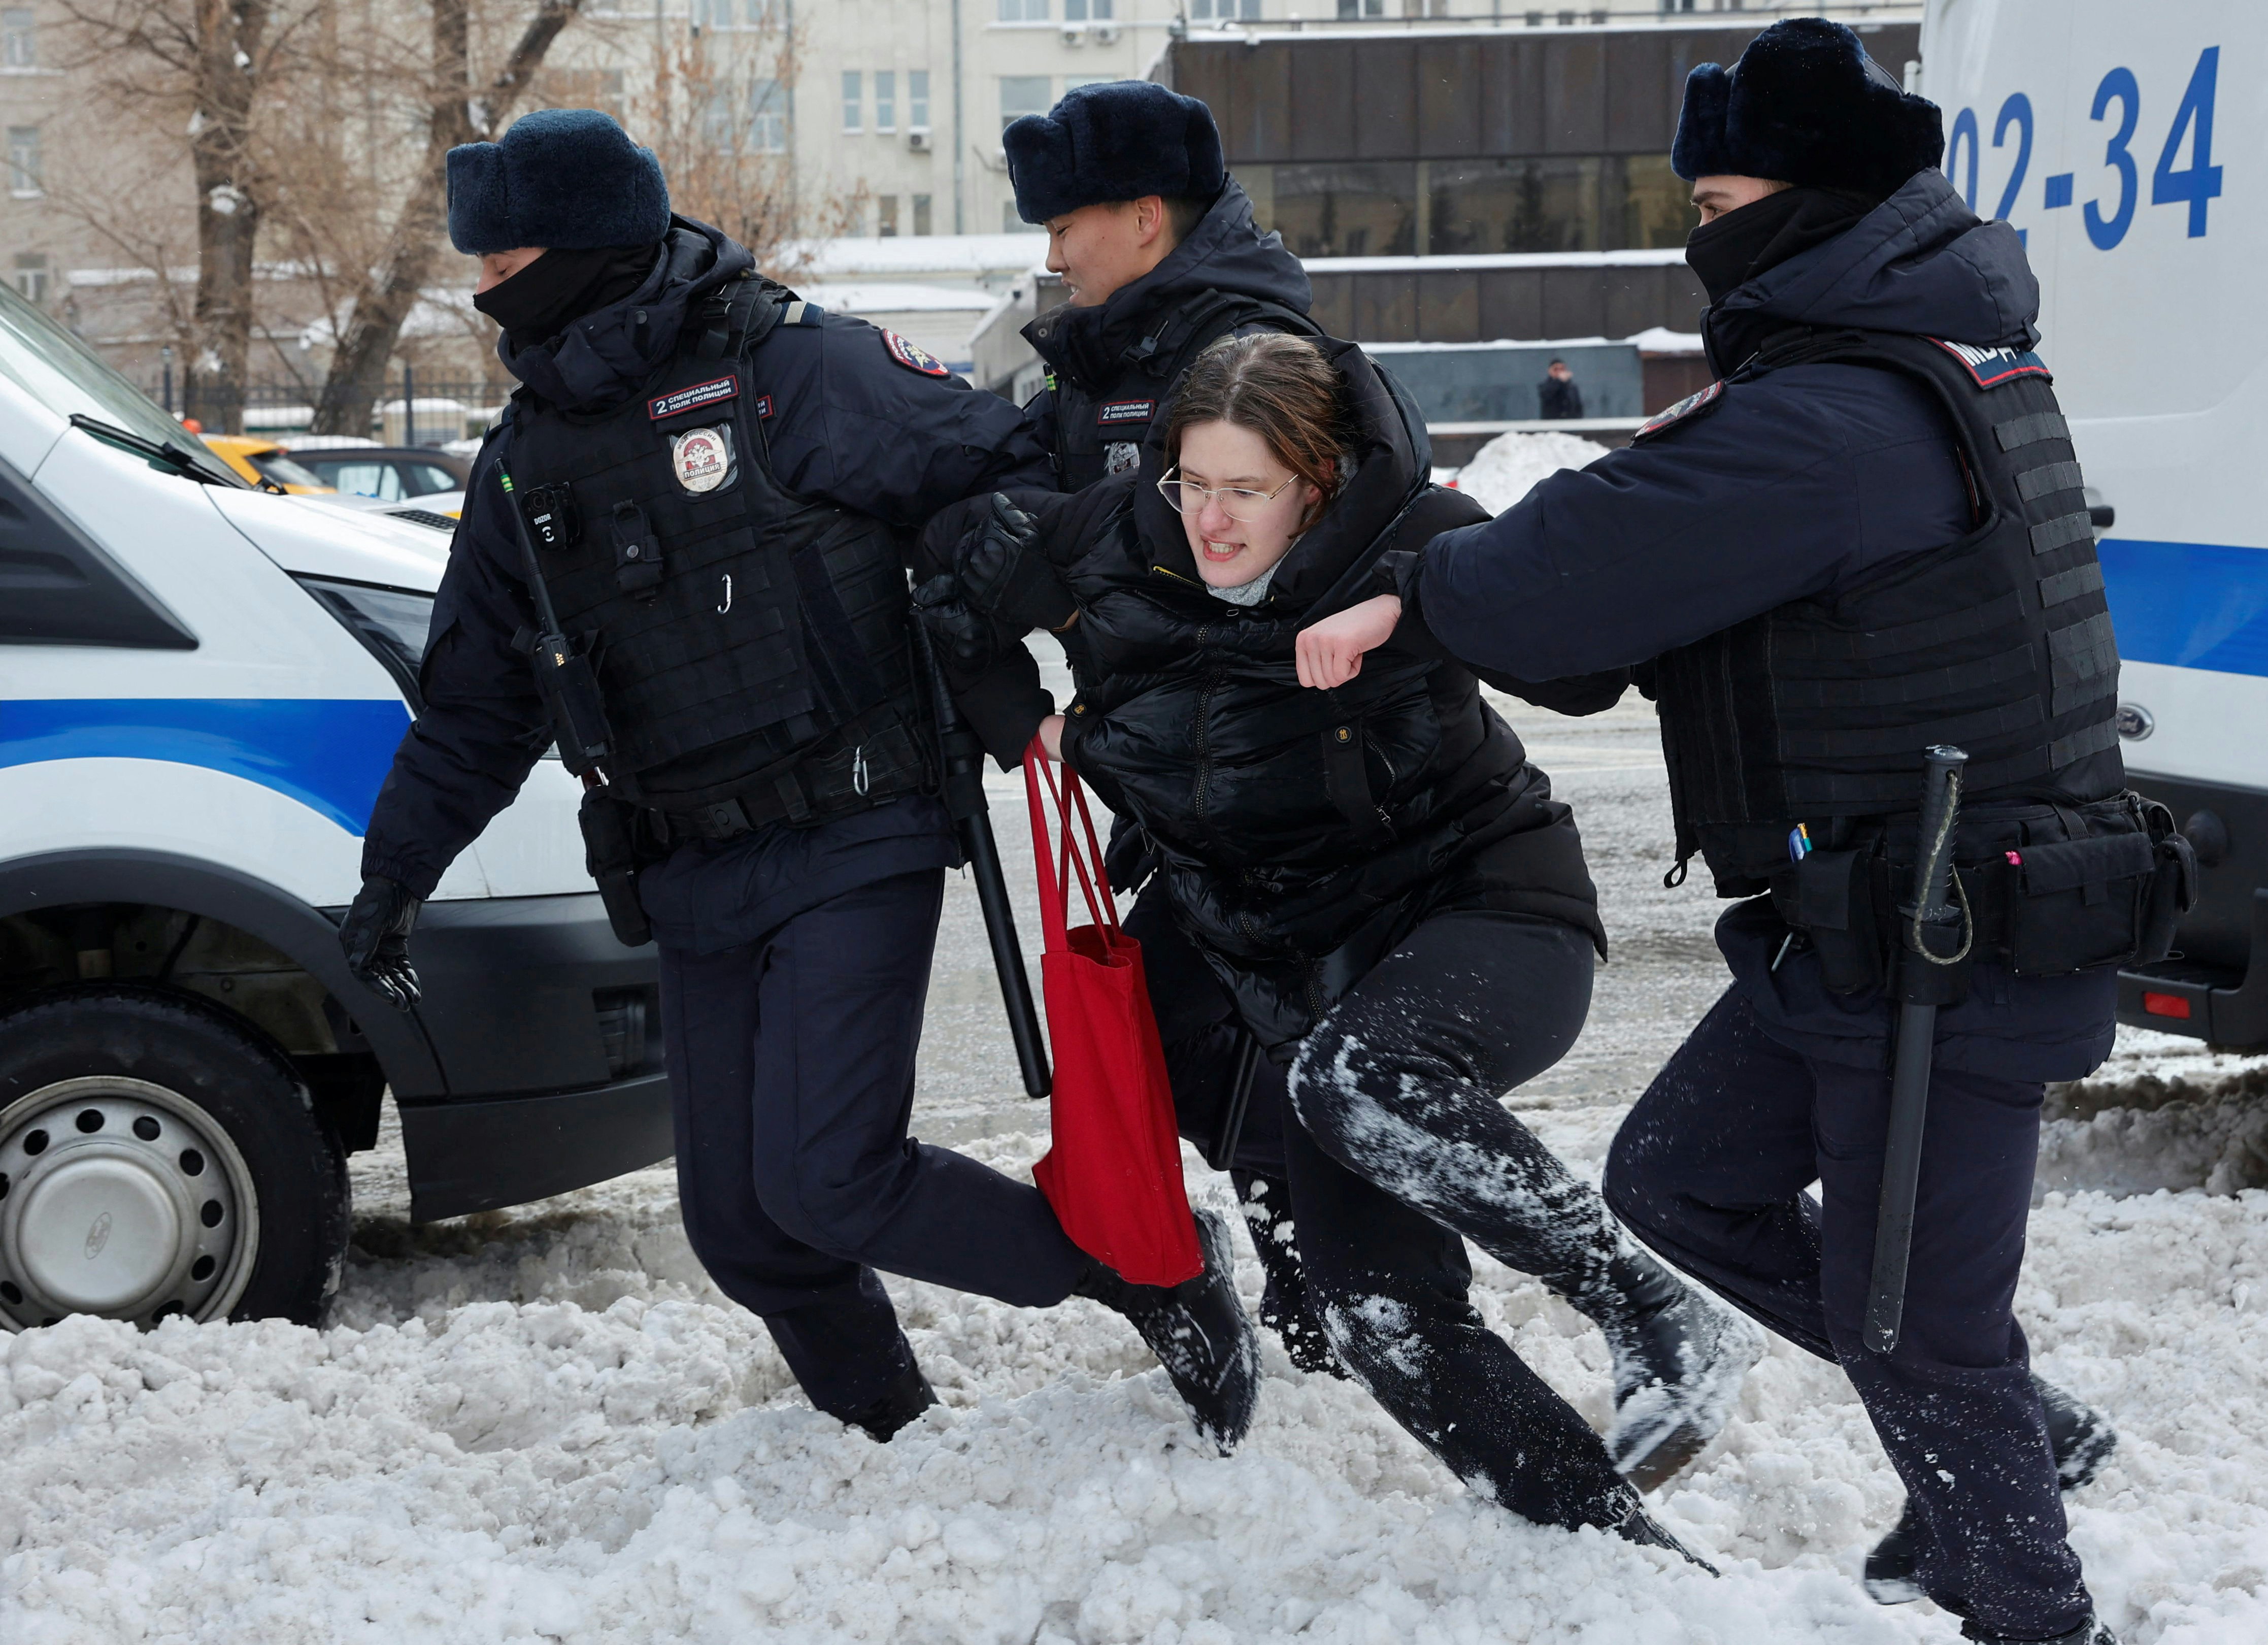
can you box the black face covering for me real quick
[472,242,663,346]
[1684,185,1881,306]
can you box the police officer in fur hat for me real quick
[336,108,1259,1452]
[1297,20,2182,1643]
[1006,80,1319,492]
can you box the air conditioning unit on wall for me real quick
[908,129,930,151]
[1061,23,1083,44]
[1094,22,1119,42]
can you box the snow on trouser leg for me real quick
[1288,910,1761,1493]
[1278,1111,1712,1566]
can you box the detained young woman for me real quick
[918,333,1761,1552]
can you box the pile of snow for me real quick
[1455,430,1613,515]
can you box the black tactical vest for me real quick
[1649,328,2123,894]
[505,278,930,826]
[1027,289,1320,490]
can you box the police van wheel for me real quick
[0,986,349,1332]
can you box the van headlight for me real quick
[294,575,434,711]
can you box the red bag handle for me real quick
[1025,735,1120,953]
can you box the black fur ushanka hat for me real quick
[1005,81,1225,225]
[447,109,670,255]
[1672,18,1945,200]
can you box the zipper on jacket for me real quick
[1191,621,1221,821]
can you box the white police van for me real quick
[1925,0,2268,1049]
[0,283,668,1331]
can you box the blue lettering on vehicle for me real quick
[0,699,414,834]
[2097,539,2268,680]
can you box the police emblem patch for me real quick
[671,425,735,494]
[1097,399,1156,426]
[1104,442,1141,476]
[883,330,950,377]
[1632,379,1724,442]
[1930,337,2053,389]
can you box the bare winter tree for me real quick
[308,0,585,436]
[50,0,324,429]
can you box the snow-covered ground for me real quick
[5,689,2265,1644]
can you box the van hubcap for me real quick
[0,1078,258,1330]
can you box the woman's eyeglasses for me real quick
[1156,467,1296,522]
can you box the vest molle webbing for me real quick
[1649,328,2123,892]
[505,276,929,819]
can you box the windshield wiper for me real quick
[68,412,245,487]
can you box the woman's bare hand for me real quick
[1038,713,1065,761]
[1296,594,1403,689]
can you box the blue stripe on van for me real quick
[2097,538,2268,680]
[0,698,412,835]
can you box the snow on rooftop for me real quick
[1365,329,1702,355]
[796,282,1000,314]
[788,233,1049,278]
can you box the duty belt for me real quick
[649,711,929,843]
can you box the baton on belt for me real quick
[1863,743,1971,1356]
[911,615,1052,1100]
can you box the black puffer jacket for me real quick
[964,338,1616,1052]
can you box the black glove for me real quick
[339,875,422,1012]
[912,573,1011,677]
[957,494,1075,633]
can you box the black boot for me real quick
[1574,1245,1764,1493]
[837,1361,939,1442]
[1865,1376,2117,1605]
[1075,1207,1262,1454]
[1234,1171,1345,1379]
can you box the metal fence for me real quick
[145,373,513,447]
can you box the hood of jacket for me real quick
[1704,169,2040,374]
[499,215,755,413]
[1129,334,1435,617]
[1022,179,1312,394]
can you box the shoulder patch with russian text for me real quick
[649,375,739,420]
[883,330,950,377]
[1930,338,2052,388]
[1632,379,1723,442]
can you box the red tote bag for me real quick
[1023,738,1204,1287]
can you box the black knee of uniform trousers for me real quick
[1280,1112,1637,1533]
[1287,912,1619,1300]
[672,869,1088,1313]
[1603,988,1836,1359]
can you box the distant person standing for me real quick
[1538,358,1585,420]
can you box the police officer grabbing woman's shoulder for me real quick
[337,108,1259,1452]
[1300,22,2187,1644]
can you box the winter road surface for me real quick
[4,677,2265,1645]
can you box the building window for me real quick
[999,75,1050,131]
[1335,0,1384,16]
[997,0,1048,21]
[1066,0,1116,18]
[750,79,788,153]
[912,193,932,236]
[841,71,861,132]
[12,252,46,302]
[6,125,40,196]
[874,70,895,133]
[1428,157,1603,254]
[1192,0,1256,17]
[877,195,898,237]
[2,9,35,70]
[1267,162,1417,258]
[908,70,930,131]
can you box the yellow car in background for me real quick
[198,434,336,494]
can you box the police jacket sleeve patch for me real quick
[1632,378,1723,442]
[649,374,740,420]
[883,330,951,377]
[1930,338,2053,388]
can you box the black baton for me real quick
[1203,1031,1264,1173]
[1863,743,1970,1356]
[911,616,1051,1100]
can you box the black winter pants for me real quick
[1604,988,2088,1640]
[1136,894,1642,1532]
[660,868,1090,1420]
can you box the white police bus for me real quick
[0,283,668,1331]
[1925,0,2268,1049]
